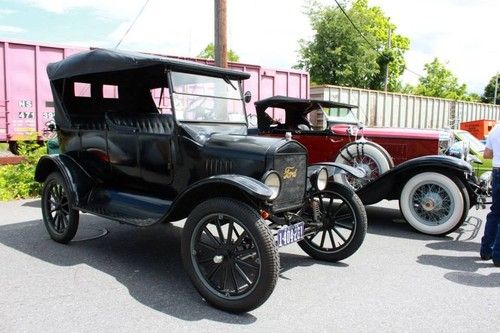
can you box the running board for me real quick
[79,188,171,227]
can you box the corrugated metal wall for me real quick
[311,85,500,129]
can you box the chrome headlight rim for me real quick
[262,170,281,200]
[310,167,328,191]
[317,167,328,191]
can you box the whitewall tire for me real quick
[399,172,469,236]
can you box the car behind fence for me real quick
[311,85,500,130]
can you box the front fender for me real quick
[34,154,94,206]
[356,155,474,205]
[164,174,272,222]
[308,162,365,179]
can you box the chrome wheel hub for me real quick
[420,192,442,212]
[213,255,224,264]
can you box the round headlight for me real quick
[317,168,328,191]
[263,171,281,200]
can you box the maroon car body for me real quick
[254,96,449,167]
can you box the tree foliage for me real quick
[197,43,240,62]
[0,141,45,201]
[296,0,409,91]
[413,58,476,101]
[481,74,500,104]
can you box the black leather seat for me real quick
[72,115,106,130]
[106,113,174,135]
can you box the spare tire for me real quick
[334,141,393,190]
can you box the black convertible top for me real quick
[46,48,251,81]
[255,96,357,113]
[254,96,358,131]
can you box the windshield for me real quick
[324,107,359,123]
[456,130,485,153]
[170,72,246,123]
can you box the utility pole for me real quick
[383,26,391,92]
[494,72,499,105]
[214,0,227,68]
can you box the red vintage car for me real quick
[254,96,486,236]
[254,96,451,188]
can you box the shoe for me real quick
[494,261,500,267]
[480,252,492,260]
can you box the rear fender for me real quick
[355,155,474,205]
[165,175,272,222]
[34,154,95,206]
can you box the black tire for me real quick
[8,141,19,155]
[334,141,393,190]
[298,183,367,262]
[181,198,279,313]
[399,172,469,236]
[41,172,79,243]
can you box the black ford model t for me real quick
[35,49,367,312]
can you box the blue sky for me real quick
[0,0,498,94]
[0,1,121,46]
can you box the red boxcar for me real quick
[0,39,308,152]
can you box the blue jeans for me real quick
[481,169,500,262]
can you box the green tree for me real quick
[197,43,240,62]
[481,74,500,104]
[414,58,474,100]
[296,0,410,91]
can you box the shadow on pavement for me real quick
[366,205,498,288]
[417,254,500,287]
[21,199,41,208]
[418,218,498,288]
[278,252,348,279]
[0,215,336,322]
[365,205,452,241]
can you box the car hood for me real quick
[204,133,284,157]
[330,124,442,140]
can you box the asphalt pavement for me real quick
[0,199,498,332]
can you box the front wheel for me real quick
[298,183,367,262]
[399,172,469,236]
[181,198,279,313]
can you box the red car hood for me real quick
[330,124,441,140]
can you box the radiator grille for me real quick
[272,153,307,212]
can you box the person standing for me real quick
[481,125,500,267]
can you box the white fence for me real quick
[311,85,500,129]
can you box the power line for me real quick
[405,68,423,78]
[114,0,150,49]
[332,0,425,79]
[333,0,383,57]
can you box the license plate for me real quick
[275,222,305,247]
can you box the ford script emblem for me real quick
[283,166,297,180]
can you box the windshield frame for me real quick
[324,106,359,124]
[168,70,248,125]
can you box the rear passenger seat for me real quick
[72,115,107,131]
[105,113,174,135]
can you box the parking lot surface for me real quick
[0,199,498,332]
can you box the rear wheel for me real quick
[399,172,469,236]
[334,142,393,190]
[8,141,19,155]
[181,198,279,313]
[41,172,79,243]
[298,183,367,262]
